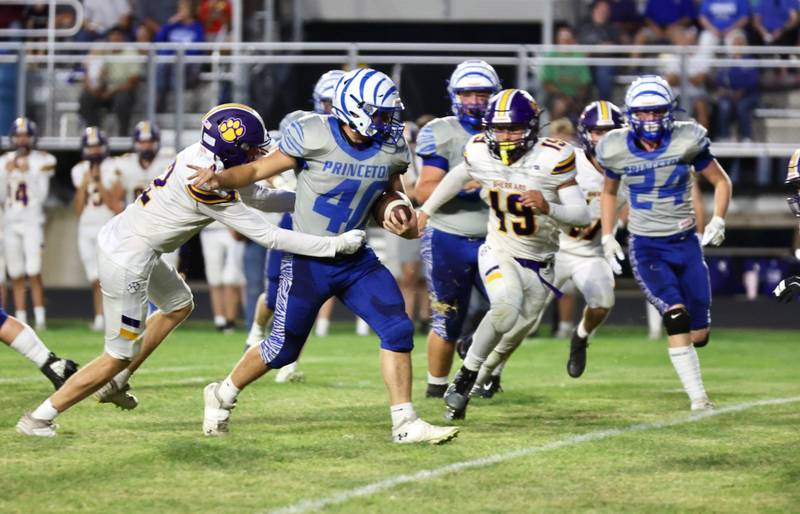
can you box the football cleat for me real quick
[392,417,459,445]
[443,367,478,420]
[274,363,305,383]
[567,330,589,378]
[40,353,79,390]
[203,382,236,436]
[456,335,472,360]
[472,375,503,399]
[425,383,448,398]
[690,398,715,411]
[95,381,139,410]
[16,412,56,437]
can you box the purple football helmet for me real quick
[200,103,271,168]
[133,121,161,161]
[9,117,37,153]
[81,126,108,163]
[577,100,624,157]
[484,89,541,165]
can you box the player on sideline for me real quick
[599,75,731,411]
[0,118,55,330]
[16,104,365,436]
[415,60,500,398]
[192,68,459,444]
[1,307,77,389]
[418,89,591,420]
[774,149,800,302]
[244,69,344,384]
[72,127,122,332]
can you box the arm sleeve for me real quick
[237,183,296,213]
[549,184,591,227]
[198,201,336,257]
[420,162,471,215]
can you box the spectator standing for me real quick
[78,26,142,135]
[133,0,179,36]
[578,0,621,101]
[752,0,800,46]
[541,25,592,120]
[634,0,696,47]
[197,0,232,41]
[154,0,205,112]
[697,0,750,49]
[715,30,759,141]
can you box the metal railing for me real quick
[1,41,799,151]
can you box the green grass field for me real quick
[1,322,798,514]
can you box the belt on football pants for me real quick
[514,257,563,299]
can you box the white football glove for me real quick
[602,234,625,276]
[701,216,726,247]
[333,229,366,255]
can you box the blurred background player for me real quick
[114,122,179,268]
[1,307,77,389]
[415,60,501,398]
[0,118,55,330]
[196,70,458,444]
[599,75,732,411]
[17,103,364,436]
[72,127,121,331]
[774,149,800,303]
[418,89,591,420]
[200,223,245,332]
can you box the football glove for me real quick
[334,229,366,255]
[602,234,625,276]
[701,216,726,247]
[773,275,800,303]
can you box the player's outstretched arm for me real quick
[188,149,297,191]
[698,160,732,246]
[417,162,471,231]
[200,201,364,258]
[237,183,296,213]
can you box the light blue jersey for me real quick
[279,113,409,236]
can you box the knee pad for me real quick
[693,333,710,348]
[662,307,691,336]
[490,302,520,334]
[379,318,414,353]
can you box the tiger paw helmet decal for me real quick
[218,118,246,142]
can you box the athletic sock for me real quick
[214,315,226,328]
[390,402,417,428]
[217,374,240,405]
[34,306,45,327]
[491,359,506,377]
[315,318,330,337]
[668,345,707,402]
[577,319,590,339]
[10,325,50,367]
[427,373,448,385]
[32,398,58,421]
[15,310,26,324]
[113,369,132,388]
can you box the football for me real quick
[372,191,414,226]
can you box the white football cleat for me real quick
[392,418,459,445]
[355,318,370,336]
[690,398,715,411]
[244,327,264,350]
[95,381,139,410]
[203,382,236,436]
[16,412,57,437]
[274,362,305,383]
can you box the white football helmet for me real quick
[624,75,677,142]
[312,69,345,114]
[447,60,502,126]
[331,68,404,145]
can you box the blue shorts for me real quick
[265,213,293,311]
[259,246,414,368]
[629,229,711,331]
[421,227,487,342]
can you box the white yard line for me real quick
[268,395,800,514]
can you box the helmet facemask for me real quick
[451,89,493,127]
[787,180,800,218]
[486,123,536,166]
[627,106,673,143]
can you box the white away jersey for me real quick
[98,142,337,274]
[596,121,710,237]
[71,158,119,228]
[558,148,627,258]
[416,116,487,238]
[0,150,55,225]
[279,113,409,236]
[115,151,176,205]
[464,136,578,261]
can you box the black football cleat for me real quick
[444,366,478,420]
[567,330,588,378]
[476,375,503,399]
[40,353,79,390]
[425,383,448,398]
